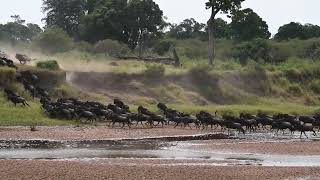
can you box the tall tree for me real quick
[42,0,86,38]
[124,0,164,57]
[80,0,164,57]
[206,0,245,65]
[230,8,270,41]
[79,0,128,43]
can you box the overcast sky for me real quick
[0,0,319,34]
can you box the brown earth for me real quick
[0,159,319,180]
[0,126,213,141]
[67,69,271,106]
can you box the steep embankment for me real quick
[66,67,319,114]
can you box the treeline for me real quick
[0,0,320,63]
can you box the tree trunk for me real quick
[208,18,215,65]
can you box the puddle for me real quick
[0,132,320,167]
[1,138,320,167]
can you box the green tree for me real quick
[124,0,165,57]
[212,18,231,39]
[79,0,128,43]
[42,0,86,38]
[230,8,270,41]
[274,22,304,40]
[206,0,245,65]
[33,27,73,54]
[168,18,206,39]
[0,15,42,43]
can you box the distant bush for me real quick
[33,27,73,54]
[153,40,174,56]
[36,60,60,71]
[144,64,165,78]
[232,39,289,65]
[304,41,320,60]
[93,39,129,57]
[311,80,320,94]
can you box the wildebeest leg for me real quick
[174,122,179,128]
[304,131,308,139]
[121,122,125,129]
[313,130,317,136]
[187,123,192,130]
[25,101,30,107]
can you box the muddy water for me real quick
[1,132,320,167]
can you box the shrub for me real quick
[304,41,320,60]
[311,80,320,94]
[33,27,73,54]
[36,60,60,71]
[153,40,174,56]
[287,84,303,96]
[144,64,165,78]
[232,38,289,65]
[94,39,129,57]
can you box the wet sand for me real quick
[0,159,319,180]
[0,126,212,140]
[188,139,320,155]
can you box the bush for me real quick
[153,40,174,56]
[36,60,60,71]
[232,38,289,65]
[287,84,303,96]
[94,39,129,57]
[311,80,320,94]
[33,27,73,54]
[144,64,165,78]
[304,41,320,60]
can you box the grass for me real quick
[0,92,75,126]
[140,99,318,116]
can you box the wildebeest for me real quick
[15,54,32,65]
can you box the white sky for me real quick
[0,0,319,34]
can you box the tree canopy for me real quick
[0,15,42,43]
[275,22,320,40]
[168,18,206,40]
[42,0,87,38]
[230,8,271,41]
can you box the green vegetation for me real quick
[0,89,75,126]
[33,27,73,54]
[36,60,60,71]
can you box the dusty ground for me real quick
[0,159,319,180]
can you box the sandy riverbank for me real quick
[0,159,319,180]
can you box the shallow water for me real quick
[0,132,320,167]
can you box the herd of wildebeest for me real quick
[1,55,320,138]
